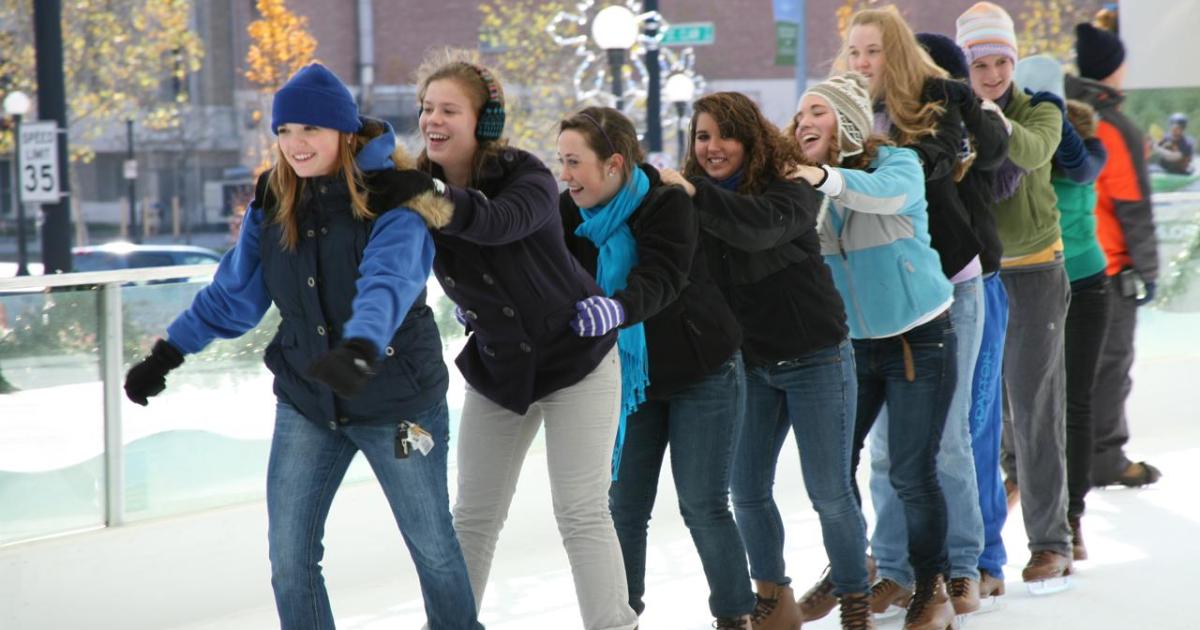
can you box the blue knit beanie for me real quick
[271,63,361,134]
[917,32,969,80]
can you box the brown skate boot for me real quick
[903,575,956,630]
[715,614,753,629]
[838,592,875,630]
[978,569,1005,598]
[947,577,980,615]
[1069,517,1088,561]
[868,578,912,617]
[1021,550,1072,595]
[797,556,877,622]
[751,580,801,630]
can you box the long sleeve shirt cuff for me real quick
[815,165,845,198]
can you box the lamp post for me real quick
[663,73,695,166]
[590,5,639,110]
[4,90,31,276]
[125,118,138,243]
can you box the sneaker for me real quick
[714,614,752,629]
[1069,517,1088,561]
[868,578,912,616]
[838,592,875,630]
[1117,461,1162,487]
[1004,477,1019,510]
[902,575,955,630]
[947,577,980,615]
[751,580,800,630]
[797,557,876,622]
[1021,550,1072,595]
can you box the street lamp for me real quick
[663,72,696,165]
[4,90,32,276]
[591,5,638,110]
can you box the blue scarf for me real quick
[575,166,651,479]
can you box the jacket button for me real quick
[319,185,328,194]
[338,416,349,425]
[317,325,326,336]
[327,421,337,430]
[385,345,395,357]
[502,306,515,317]
[482,273,495,285]
[444,276,456,288]
[519,342,532,353]
[465,309,479,321]
[320,227,328,235]
[307,277,316,287]
[482,344,496,357]
[306,229,315,238]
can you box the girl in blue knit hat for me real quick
[123,62,483,629]
[413,48,639,630]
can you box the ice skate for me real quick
[1021,550,1072,595]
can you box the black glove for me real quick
[306,338,379,399]
[942,78,974,108]
[124,339,185,406]
[1026,88,1065,113]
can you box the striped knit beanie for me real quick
[956,2,1019,65]
[800,72,872,159]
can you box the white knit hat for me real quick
[955,2,1019,65]
[800,72,873,159]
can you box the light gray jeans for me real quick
[452,347,639,630]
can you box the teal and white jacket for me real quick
[817,145,953,339]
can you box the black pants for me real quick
[1064,276,1111,519]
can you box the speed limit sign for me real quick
[18,121,61,203]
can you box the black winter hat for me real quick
[1075,23,1126,81]
[917,32,969,80]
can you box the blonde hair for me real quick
[414,47,508,187]
[836,7,945,146]
[269,119,415,251]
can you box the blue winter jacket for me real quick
[819,146,954,339]
[165,120,448,426]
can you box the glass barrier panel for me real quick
[0,287,105,544]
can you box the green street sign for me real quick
[663,22,715,46]
[775,21,799,66]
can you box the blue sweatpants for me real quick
[969,273,1009,578]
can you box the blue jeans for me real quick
[970,274,1009,578]
[610,353,756,618]
[869,278,985,586]
[732,340,869,595]
[267,399,481,630]
[850,313,957,582]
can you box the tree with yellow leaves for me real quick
[0,0,204,160]
[1016,0,1092,64]
[244,0,318,173]
[478,0,576,163]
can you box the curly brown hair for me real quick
[682,92,806,194]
